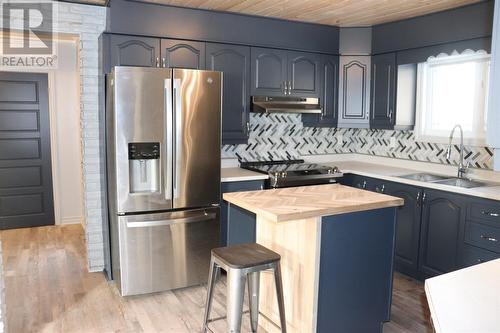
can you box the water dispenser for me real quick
[128,142,160,193]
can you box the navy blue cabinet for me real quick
[418,190,466,279]
[302,55,339,127]
[107,35,161,71]
[206,43,251,145]
[251,48,321,98]
[384,182,423,278]
[287,51,321,97]
[341,174,477,280]
[221,180,264,246]
[370,52,397,129]
[251,47,288,96]
[161,39,205,69]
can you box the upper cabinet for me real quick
[161,40,205,69]
[370,52,397,129]
[105,34,206,71]
[337,56,371,128]
[287,51,321,97]
[250,47,288,96]
[302,55,339,127]
[108,35,161,70]
[251,47,321,98]
[206,43,251,145]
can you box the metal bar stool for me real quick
[203,243,287,333]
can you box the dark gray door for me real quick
[370,52,397,129]
[109,35,161,69]
[161,39,205,69]
[302,55,339,127]
[287,51,321,97]
[250,47,287,96]
[0,72,54,229]
[419,190,466,278]
[206,43,251,145]
[385,182,422,279]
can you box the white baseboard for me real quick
[60,216,83,225]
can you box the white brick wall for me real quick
[54,2,107,271]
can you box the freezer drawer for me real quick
[116,208,220,296]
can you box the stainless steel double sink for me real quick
[398,173,491,189]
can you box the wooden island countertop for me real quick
[222,183,404,222]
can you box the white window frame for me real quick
[415,50,490,146]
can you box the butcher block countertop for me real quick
[223,183,404,222]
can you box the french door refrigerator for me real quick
[106,66,222,296]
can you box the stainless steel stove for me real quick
[240,159,343,188]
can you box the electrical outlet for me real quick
[390,137,397,148]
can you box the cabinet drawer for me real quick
[461,244,499,268]
[464,221,500,253]
[469,202,500,226]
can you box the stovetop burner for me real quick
[240,159,343,188]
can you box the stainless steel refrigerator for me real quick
[106,66,222,296]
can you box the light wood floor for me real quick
[1,225,433,333]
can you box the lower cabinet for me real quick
[341,174,473,280]
[220,180,264,246]
[384,182,422,278]
[418,190,466,279]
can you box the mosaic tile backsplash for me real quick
[222,113,494,170]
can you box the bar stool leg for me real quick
[247,271,260,333]
[274,262,287,333]
[203,258,219,333]
[227,268,246,333]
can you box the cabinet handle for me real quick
[422,192,427,205]
[162,58,166,68]
[246,121,251,134]
[416,192,421,206]
[477,259,484,264]
[288,81,292,95]
[480,235,498,242]
[388,108,393,122]
[362,180,367,189]
[481,210,500,217]
[156,57,159,67]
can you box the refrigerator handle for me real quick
[126,212,216,228]
[173,78,182,199]
[164,79,173,201]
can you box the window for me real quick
[415,50,490,146]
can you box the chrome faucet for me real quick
[446,124,469,179]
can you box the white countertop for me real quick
[425,259,500,333]
[221,154,500,201]
[221,167,268,182]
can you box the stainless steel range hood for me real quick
[251,96,322,114]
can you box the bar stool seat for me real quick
[211,243,281,269]
[203,243,287,333]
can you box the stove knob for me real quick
[281,171,287,178]
[274,172,280,179]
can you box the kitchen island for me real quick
[223,184,404,333]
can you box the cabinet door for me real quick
[221,180,264,246]
[161,39,205,69]
[302,55,339,127]
[287,51,321,97]
[251,47,288,96]
[109,35,160,69]
[385,182,422,278]
[206,43,251,145]
[337,56,371,128]
[419,190,466,278]
[370,53,397,129]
